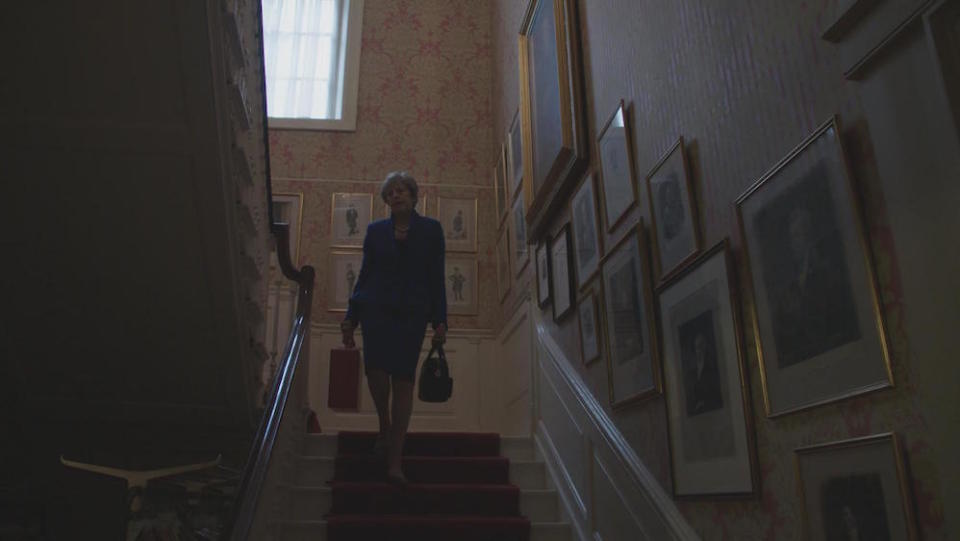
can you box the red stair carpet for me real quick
[325,431,531,541]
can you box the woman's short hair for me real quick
[380,171,419,207]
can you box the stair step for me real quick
[326,514,530,541]
[304,434,337,457]
[328,482,520,516]
[501,436,536,461]
[278,519,571,541]
[510,460,547,490]
[296,456,335,486]
[334,455,510,484]
[337,431,501,457]
[284,486,559,523]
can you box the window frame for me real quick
[265,0,364,132]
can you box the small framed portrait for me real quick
[508,108,524,199]
[382,195,429,219]
[511,192,530,276]
[550,223,576,322]
[437,197,478,253]
[578,290,601,365]
[796,433,918,540]
[497,224,512,303]
[570,172,602,289]
[271,192,304,266]
[331,193,373,248]
[657,240,758,497]
[328,251,363,312]
[535,240,551,309]
[736,117,892,416]
[596,100,639,233]
[646,137,701,280]
[445,256,479,316]
[601,222,660,407]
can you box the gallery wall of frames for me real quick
[491,0,957,538]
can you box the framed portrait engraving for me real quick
[578,290,601,365]
[445,256,479,316]
[511,192,530,276]
[736,117,892,417]
[331,193,373,248]
[601,223,660,407]
[536,241,551,308]
[550,223,575,321]
[597,101,639,233]
[272,192,304,265]
[508,108,524,199]
[437,197,478,253]
[658,240,758,497]
[328,251,363,312]
[646,137,701,280]
[494,145,509,226]
[796,433,917,540]
[497,224,512,303]
[518,0,588,240]
[570,172,602,289]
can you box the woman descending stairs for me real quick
[279,431,571,541]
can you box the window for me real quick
[262,0,364,131]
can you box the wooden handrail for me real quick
[223,223,314,540]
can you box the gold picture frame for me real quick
[327,250,363,312]
[596,100,639,234]
[495,144,510,228]
[445,256,480,316]
[518,0,589,241]
[436,197,478,253]
[497,223,512,303]
[600,221,661,408]
[657,240,758,498]
[331,193,373,248]
[577,289,602,365]
[795,433,918,540]
[569,171,603,290]
[736,116,893,417]
[645,136,702,281]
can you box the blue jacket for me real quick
[345,211,447,328]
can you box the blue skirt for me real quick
[360,307,428,380]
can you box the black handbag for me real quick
[417,345,453,403]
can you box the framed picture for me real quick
[535,240,551,308]
[437,197,478,253]
[328,251,363,312]
[497,224,512,303]
[646,137,701,279]
[570,172,602,289]
[657,240,758,497]
[271,192,304,265]
[518,0,588,240]
[550,223,575,321]
[511,192,530,276]
[508,108,524,199]
[596,100,639,233]
[736,116,892,417]
[601,223,660,407]
[382,196,429,219]
[445,256,479,316]
[331,193,373,248]
[578,290,601,365]
[796,433,918,540]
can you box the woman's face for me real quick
[385,182,414,214]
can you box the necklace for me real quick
[394,224,410,232]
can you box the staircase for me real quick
[277,431,571,541]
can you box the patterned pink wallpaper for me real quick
[270,0,496,329]
[491,0,947,539]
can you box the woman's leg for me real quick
[366,369,391,447]
[386,377,415,478]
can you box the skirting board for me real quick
[534,323,699,540]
